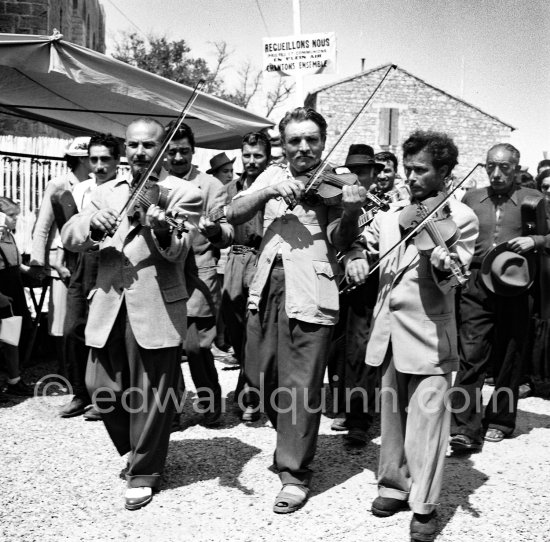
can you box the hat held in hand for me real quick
[480,242,535,296]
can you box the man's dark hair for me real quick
[402,130,459,173]
[536,168,550,191]
[487,143,520,164]
[279,107,327,142]
[537,159,550,174]
[88,133,121,160]
[65,155,81,171]
[374,151,398,171]
[165,120,195,151]
[242,131,271,160]
[517,170,536,189]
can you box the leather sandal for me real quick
[273,484,309,514]
[484,428,505,442]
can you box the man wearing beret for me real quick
[450,143,550,452]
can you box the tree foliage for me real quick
[112,32,292,116]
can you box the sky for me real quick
[101,0,550,172]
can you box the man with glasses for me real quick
[450,143,550,452]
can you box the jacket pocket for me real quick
[161,284,187,303]
[312,260,339,311]
[422,313,456,363]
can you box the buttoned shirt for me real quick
[226,174,263,249]
[233,163,342,325]
[463,185,550,263]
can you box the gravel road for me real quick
[1,359,549,542]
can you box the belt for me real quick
[231,245,257,255]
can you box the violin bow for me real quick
[302,64,397,197]
[109,78,206,235]
[339,162,484,293]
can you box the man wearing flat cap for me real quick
[207,152,235,185]
[450,143,550,452]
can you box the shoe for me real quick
[371,496,409,517]
[518,383,532,399]
[3,380,34,397]
[331,414,347,431]
[273,484,309,514]
[241,405,260,422]
[125,487,153,511]
[344,427,369,446]
[450,434,483,453]
[211,345,238,365]
[484,428,505,442]
[201,405,222,427]
[59,396,89,418]
[83,406,102,421]
[410,511,438,542]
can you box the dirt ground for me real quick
[1,359,549,542]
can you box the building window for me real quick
[379,107,399,147]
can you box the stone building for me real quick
[0,0,106,136]
[306,63,515,181]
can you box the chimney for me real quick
[361,58,365,71]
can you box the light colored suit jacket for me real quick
[61,174,202,349]
[363,198,479,374]
[185,166,233,318]
[30,170,81,270]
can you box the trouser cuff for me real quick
[378,485,409,500]
[279,470,311,487]
[126,474,161,489]
[409,500,438,515]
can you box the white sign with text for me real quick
[262,32,336,75]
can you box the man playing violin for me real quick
[226,106,366,514]
[344,131,478,541]
[163,121,234,428]
[61,117,203,511]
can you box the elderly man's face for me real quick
[486,146,519,195]
[283,120,325,175]
[125,121,164,178]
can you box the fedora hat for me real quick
[206,152,235,174]
[344,144,384,171]
[480,242,535,296]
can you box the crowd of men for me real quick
[1,105,550,542]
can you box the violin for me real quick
[298,166,359,207]
[399,193,468,288]
[128,180,189,237]
[339,163,484,295]
[105,79,205,240]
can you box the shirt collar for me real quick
[480,185,519,205]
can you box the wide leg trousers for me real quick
[377,351,451,515]
[244,264,333,486]
[86,303,181,489]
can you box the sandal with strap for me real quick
[273,484,309,514]
[484,428,505,442]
